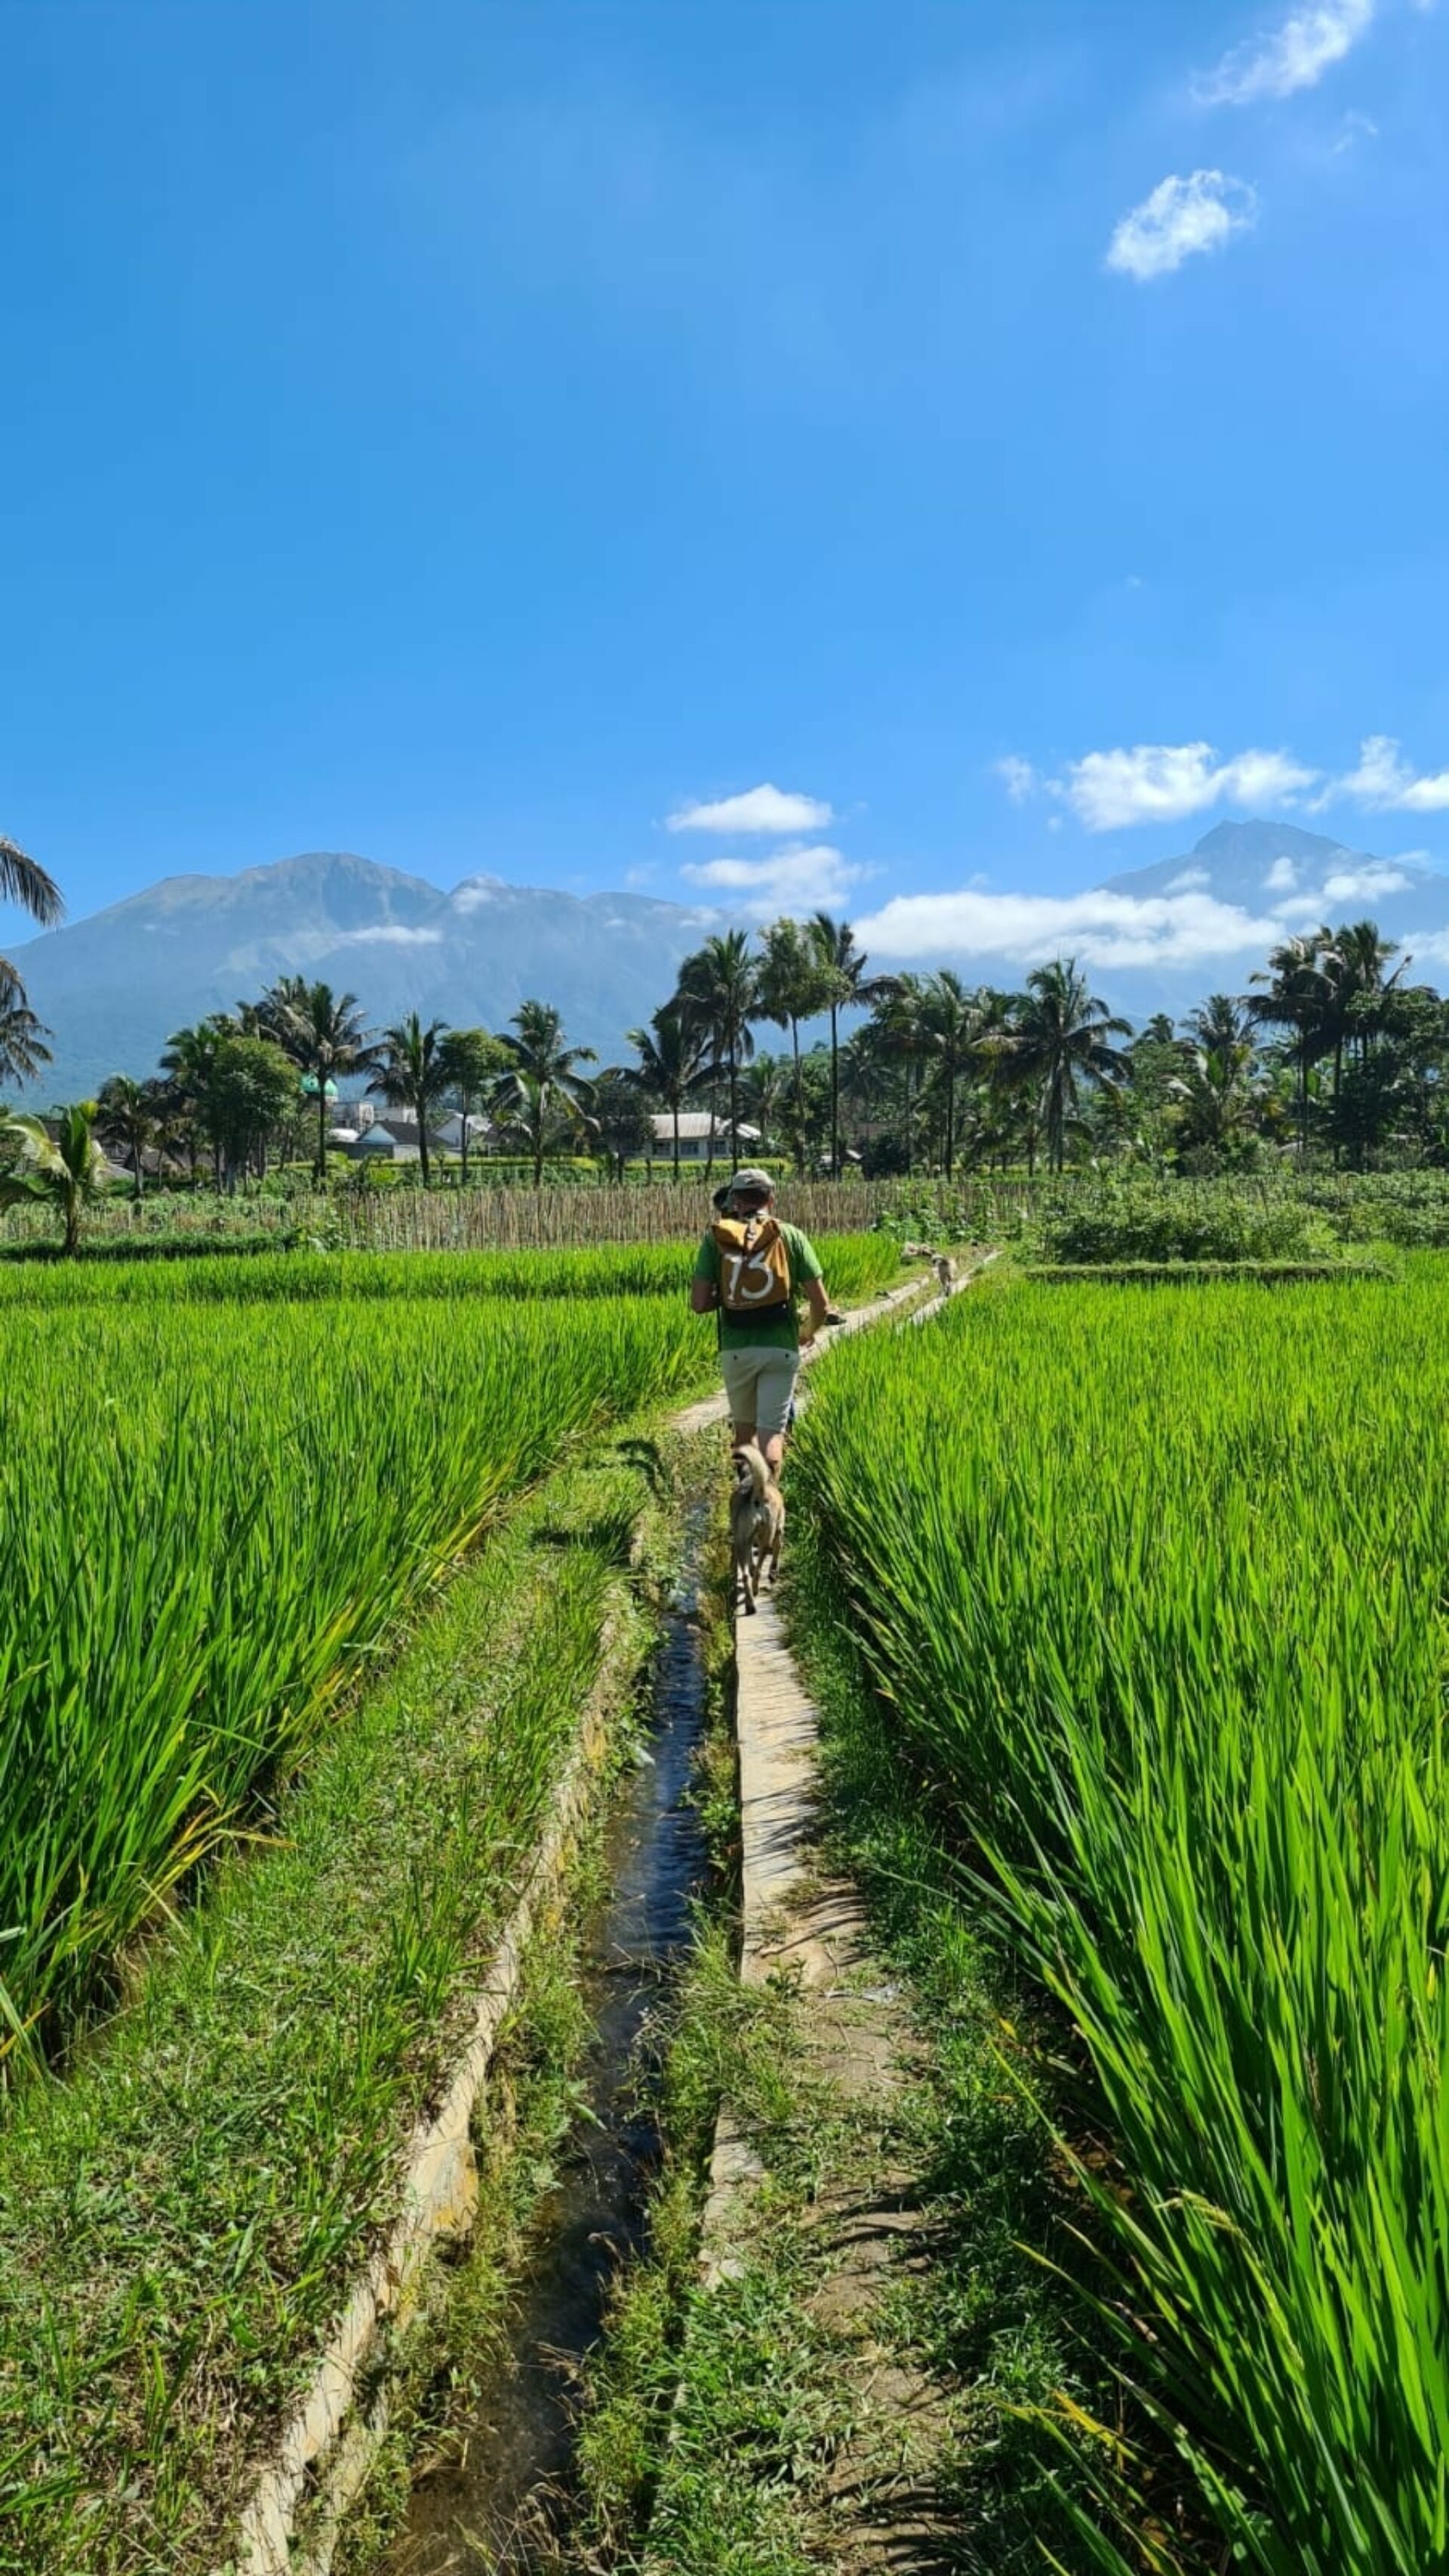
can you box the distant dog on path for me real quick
[933,1253,958,1294]
[731,1443,784,1615]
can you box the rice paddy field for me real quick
[0,1231,900,1309]
[792,1259,1449,2576]
[0,1226,906,2571]
[0,1234,894,2063]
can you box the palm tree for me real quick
[370,1014,452,1186]
[1247,931,1335,1152]
[262,982,377,1180]
[740,1051,789,1156]
[160,1020,228,1186]
[625,1006,709,1177]
[0,963,53,1090]
[1324,921,1407,1080]
[674,932,761,1162]
[0,837,63,1073]
[0,838,63,929]
[437,1027,507,1186]
[916,971,989,1178]
[756,919,833,1126]
[1002,959,1131,1172]
[808,914,897,1178]
[870,974,928,1174]
[96,1075,161,1199]
[495,999,597,1186]
[2,1102,109,1254]
[1168,1042,1262,1162]
[1183,993,1255,1059]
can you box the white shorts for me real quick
[720,1346,800,1440]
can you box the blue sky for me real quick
[3,0,1448,985]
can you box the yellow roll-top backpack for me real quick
[712,1214,792,1314]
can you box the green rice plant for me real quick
[0,1436,654,2576]
[0,1232,898,1310]
[792,1263,1449,2575]
[0,1291,707,2057]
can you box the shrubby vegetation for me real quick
[1029,1173,1341,1264]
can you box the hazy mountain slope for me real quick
[7,854,716,1097]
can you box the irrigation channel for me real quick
[383,1497,713,2572]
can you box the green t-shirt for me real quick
[694,1220,824,1352]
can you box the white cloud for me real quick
[1195,0,1374,106]
[1008,737,1449,833]
[856,885,1287,973]
[995,755,1038,804]
[1327,735,1449,813]
[343,924,443,946]
[1062,740,1319,829]
[1106,171,1257,282]
[1321,862,1413,900]
[1167,867,1211,890]
[679,840,862,918]
[1401,926,1449,967]
[1264,855,1299,890]
[666,783,833,836]
[451,875,508,913]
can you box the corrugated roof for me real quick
[649,1113,760,1141]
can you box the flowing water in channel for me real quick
[383,1501,712,2572]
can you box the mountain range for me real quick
[5,856,718,1098]
[8,822,1449,1098]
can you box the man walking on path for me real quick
[691,1169,829,1476]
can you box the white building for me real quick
[648,1113,761,1164]
[434,1112,495,1153]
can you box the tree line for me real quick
[5,834,1449,1217]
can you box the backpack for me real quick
[712,1214,792,1315]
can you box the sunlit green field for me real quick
[0,1231,899,1309]
[0,1288,712,2057]
[795,1262,1449,2576]
[1,1229,899,2066]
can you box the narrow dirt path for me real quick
[723,1591,958,2571]
[653,1263,993,2571]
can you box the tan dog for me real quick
[731,1443,784,1615]
[933,1252,958,1294]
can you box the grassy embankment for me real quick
[787,1260,1449,2576]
